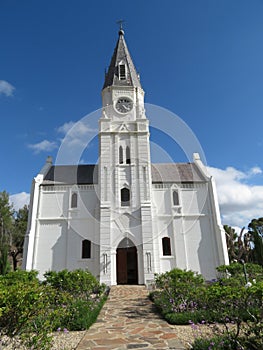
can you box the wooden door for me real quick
[127,246,138,284]
[116,247,138,284]
[117,248,127,284]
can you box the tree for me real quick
[13,205,28,249]
[224,225,252,263]
[0,191,14,274]
[0,192,29,272]
[248,218,263,266]
[11,205,29,270]
[224,219,263,266]
[0,191,14,241]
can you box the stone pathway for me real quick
[76,285,187,350]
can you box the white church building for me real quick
[22,29,229,285]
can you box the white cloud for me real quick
[10,192,30,211]
[208,166,263,228]
[28,140,57,154]
[57,120,98,150]
[57,121,76,134]
[57,120,97,136]
[57,121,76,135]
[249,167,262,176]
[0,80,15,97]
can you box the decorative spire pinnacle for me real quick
[103,24,142,90]
[116,19,125,36]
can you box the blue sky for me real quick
[1,0,263,227]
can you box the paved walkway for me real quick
[76,285,187,350]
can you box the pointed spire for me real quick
[103,28,142,90]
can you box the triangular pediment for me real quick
[119,123,129,131]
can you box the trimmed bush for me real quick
[152,268,205,317]
[43,269,103,299]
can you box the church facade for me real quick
[22,29,229,285]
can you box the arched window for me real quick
[71,192,78,208]
[119,146,123,164]
[126,146,131,164]
[82,239,91,259]
[162,237,171,256]
[173,190,179,206]
[121,188,130,206]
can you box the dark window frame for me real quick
[162,237,172,256]
[173,190,179,206]
[126,146,131,164]
[82,239,91,259]
[119,64,126,80]
[119,146,124,164]
[121,187,130,206]
[71,192,78,208]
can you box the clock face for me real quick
[115,97,133,113]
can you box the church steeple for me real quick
[103,29,142,89]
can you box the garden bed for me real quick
[0,269,108,350]
[150,264,263,349]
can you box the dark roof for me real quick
[43,165,98,185]
[42,163,206,186]
[151,163,206,183]
[103,30,142,89]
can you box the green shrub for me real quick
[165,310,211,325]
[151,266,263,348]
[152,268,205,318]
[62,295,107,331]
[191,335,239,350]
[43,269,103,299]
[217,263,263,286]
[155,268,205,290]
[0,269,108,349]
[0,269,39,285]
[0,274,70,349]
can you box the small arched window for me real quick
[126,146,130,164]
[71,192,78,208]
[173,191,179,206]
[119,146,123,164]
[162,237,171,256]
[119,64,126,80]
[82,239,91,259]
[121,188,130,206]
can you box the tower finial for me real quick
[116,19,125,36]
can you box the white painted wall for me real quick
[27,185,100,279]
[151,179,228,280]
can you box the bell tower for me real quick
[99,28,157,285]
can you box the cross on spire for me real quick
[116,19,125,35]
[116,19,125,30]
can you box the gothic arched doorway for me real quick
[116,238,138,284]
